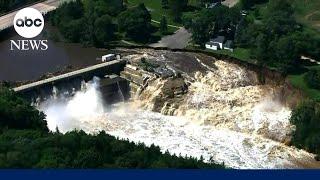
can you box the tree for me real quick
[162,0,169,9]
[305,69,320,90]
[187,7,231,48]
[62,19,84,43]
[190,16,212,48]
[168,0,188,22]
[118,4,152,42]
[160,16,168,34]
[290,101,320,155]
[94,15,116,47]
[0,88,48,131]
[235,0,304,72]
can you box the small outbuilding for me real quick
[223,40,234,52]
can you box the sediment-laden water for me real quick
[34,49,320,169]
[38,78,320,169]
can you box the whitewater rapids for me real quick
[39,79,319,169]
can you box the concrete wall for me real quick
[15,60,127,103]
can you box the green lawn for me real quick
[288,64,320,100]
[206,48,254,63]
[288,73,320,100]
[151,21,177,36]
[127,0,180,26]
[292,0,320,31]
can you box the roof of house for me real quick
[206,41,220,46]
[224,40,234,48]
[211,36,225,44]
[207,2,221,8]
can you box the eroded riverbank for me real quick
[37,49,320,169]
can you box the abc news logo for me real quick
[16,17,43,27]
[10,8,48,51]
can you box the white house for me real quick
[205,36,225,50]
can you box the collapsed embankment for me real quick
[37,48,320,169]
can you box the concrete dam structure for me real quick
[14,59,129,104]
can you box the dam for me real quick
[14,59,129,104]
[13,48,320,169]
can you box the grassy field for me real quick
[288,0,320,99]
[151,21,178,35]
[212,48,254,63]
[127,0,178,25]
[292,0,320,31]
[288,73,320,100]
[127,0,199,26]
[224,48,252,62]
[288,64,320,100]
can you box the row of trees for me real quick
[305,69,320,90]
[235,0,320,72]
[165,0,189,22]
[0,129,224,168]
[183,0,319,72]
[51,0,153,45]
[183,5,240,48]
[0,87,224,168]
[0,87,47,131]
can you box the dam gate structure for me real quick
[13,60,130,104]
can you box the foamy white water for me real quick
[39,80,319,169]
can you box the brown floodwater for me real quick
[0,27,109,81]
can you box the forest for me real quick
[184,0,320,72]
[49,0,181,45]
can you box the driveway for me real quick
[149,27,191,49]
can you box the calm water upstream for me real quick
[0,28,108,81]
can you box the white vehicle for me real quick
[102,54,116,62]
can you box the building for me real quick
[223,40,234,52]
[205,36,234,51]
[205,36,225,50]
[205,1,222,9]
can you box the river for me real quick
[39,79,320,169]
[0,28,108,81]
[2,27,320,169]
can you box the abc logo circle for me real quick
[14,8,44,39]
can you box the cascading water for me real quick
[116,81,125,102]
[38,55,320,169]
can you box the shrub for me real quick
[290,100,320,155]
[305,69,320,90]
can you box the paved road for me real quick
[149,27,191,49]
[0,0,71,31]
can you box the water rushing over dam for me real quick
[38,79,319,169]
[36,49,320,169]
